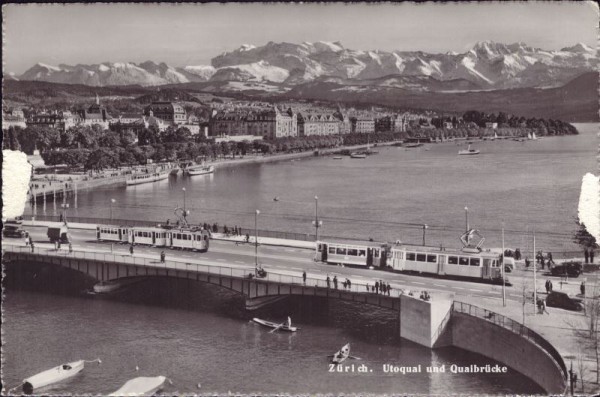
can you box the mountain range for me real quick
[14,40,597,92]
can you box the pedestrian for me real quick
[584,247,589,264]
[591,248,595,264]
[581,280,586,296]
[29,235,33,246]
[57,241,61,250]
[547,252,553,263]
[160,251,166,263]
[387,282,391,296]
[24,235,29,246]
[514,248,521,261]
[545,279,550,293]
[375,281,379,294]
[54,241,58,250]
[366,284,370,292]
[542,299,549,315]
[68,243,73,254]
[541,256,545,270]
[302,271,307,285]
[245,233,250,243]
[326,276,331,289]
[129,245,134,255]
[549,280,553,292]
[347,278,351,289]
[525,257,530,268]
[31,242,35,253]
[333,276,338,290]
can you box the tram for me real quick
[96,225,210,252]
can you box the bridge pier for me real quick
[245,296,289,311]
[398,293,454,348]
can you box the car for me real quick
[545,291,584,311]
[2,221,28,238]
[550,261,583,278]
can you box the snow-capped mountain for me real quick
[17,40,597,90]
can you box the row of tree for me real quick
[458,110,578,135]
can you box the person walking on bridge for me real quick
[68,243,73,255]
[333,276,338,290]
[302,271,307,285]
[326,275,331,289]
[30,242,35,253]
[160,251,166,263]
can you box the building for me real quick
[443,121,454,130]
[79,95,110,129]
[350,117,375,134]
[210,107,297,139]
[27,111,81,132]
[297,113,340,137]
[2,108,27,130]
[144,101,187,125]
[375,114,407,133]
[485,122,498,129]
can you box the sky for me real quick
[3,2,598,74]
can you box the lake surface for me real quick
[29,123,598,253]
[2,272,543,394]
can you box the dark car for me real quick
[550,261,583,278]
[546,291,584,311]
[2,223,28,238]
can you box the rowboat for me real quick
[252,317,298,332]
[404,143,423,148]
[332,343,350,364]
[332,156,343,160]
[187,165,215,176]
[350,153,367,159]
[109,376,167,396]
[458,145,480,155]
[21,359,99,394]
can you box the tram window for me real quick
[427,255,437,263]
[448,256,458,265]
[492,260,498,267]
[470,258,481,267]
[329,247,336,254]
[459,257,469,266]
[395,251,403,259]
[336,247,347,255]
[348,249,358,256]
[359,250,366,257]
[416,253,426,262]
[406,253,416,261]
[374,249,380,258]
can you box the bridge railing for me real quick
[2,243,422,298]
[453,301,568,381]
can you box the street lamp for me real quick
[255,209,260,267]
[110,198,116,221]
[464,206,469,232]
[312,196,323,241]
[422,224,428,246]
[182,187,187,220]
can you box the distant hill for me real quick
[282,71,599,122]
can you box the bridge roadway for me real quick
[8,225,530,302]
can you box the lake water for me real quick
[29,123,598,253]
[2,269,543,394]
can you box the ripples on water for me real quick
[3,262,544,394]
[29,123,597,253]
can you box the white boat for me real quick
[253,317,298,332]
[22,359,99,394]
[527,132,533,140]
[531,131,538,140]
[109,376,167,396]
[350,153,367,159]
[404,143,423,148]
[458,145,480,155]
[187,165,215,176]
[332,156,343,160]
[331,343,350,364]
[126,170,169,186]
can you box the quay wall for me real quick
[450,312,566,394]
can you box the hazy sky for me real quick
[3,2,598,74]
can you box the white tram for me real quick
[316,239,504,283]
[128,227,168,247]
[167,229,210,252]
[96,226,130,243]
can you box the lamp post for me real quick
[110,198,116,221]
[422,224,428,246]
[502,222,506,307]
[182,187,187,221]
[255,210,260,268]
[464,206,469,232]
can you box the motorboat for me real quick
[109,376,167,396]
[458,145,480,155]
[404,143,423,148]
[187,165,215,176]
[332,156,343,160]
[21,359,100,394]
[350,153,367,159]
[126,170,170,186]
[331,343,350,364]
[253,317,298,332]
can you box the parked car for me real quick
[3,219,28,238]
[546,291,584,312]
[504,257,515,273]
[550,261,583,278]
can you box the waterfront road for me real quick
[9,225,555,303]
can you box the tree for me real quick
[3,126,21,151]
[98,130,121,148]
[85,147,120,171]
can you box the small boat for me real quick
[187,165,215,176]
[404,143,423,148]
[253,317,298,332]
[331,343,350,364]
[350,153,367,159]
[126,170,170,186]
[332,156,343,160]
[109,376,167,396]
[21,359,100,394]
[458,145,480,155]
